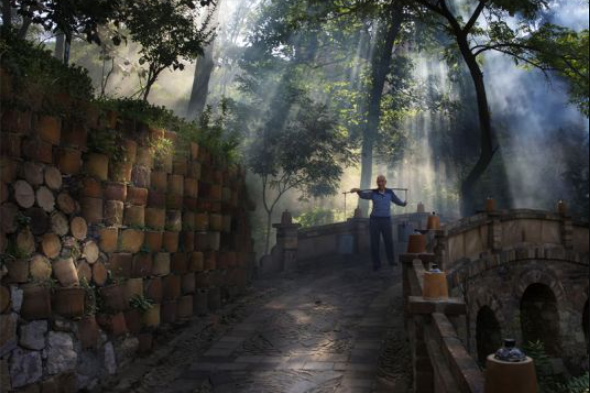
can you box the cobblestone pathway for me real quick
[106,255,411,393]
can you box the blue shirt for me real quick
[358,189,405,218]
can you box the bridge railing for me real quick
[402,252,485,393]
[435,209,590,273]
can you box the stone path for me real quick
[108,255,411,393]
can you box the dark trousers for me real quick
[370,217,395,270]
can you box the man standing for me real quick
[351,175,407,271]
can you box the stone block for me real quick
[9,348,43,388]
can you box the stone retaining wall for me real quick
[0,94,255,391]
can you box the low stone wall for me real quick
[0,96,255,390]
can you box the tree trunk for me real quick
[55,33,65,61]
[64,34,72,65]
[359,4,404,215]
[2,0,11,30]
[187,0,223,120]
[18,16,32,39]
[264,209,273,255]
[457,35,496,216]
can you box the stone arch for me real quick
[520,283,561,356]
[476,306,503,366]
[514,268,568,309]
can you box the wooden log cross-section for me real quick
[14,180,35,209]
[71,217,88,240]
[50,211,69,237]
[36,186,55,212]
[41,233,62,259]
[57,192,77,215]
[30,254,52,281]
[44,166,63,190]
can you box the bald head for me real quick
[376,175,387,191]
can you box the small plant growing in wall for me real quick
[80,277,99,317]
[129,294,154,315]
[88,128,128,165]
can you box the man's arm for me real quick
[390,190,407,207]
[351,188,373,200]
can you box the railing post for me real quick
[349,207,369,254]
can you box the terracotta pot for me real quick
[144,278,163,303]
[81,177,103,198]
[162,231,179,253]
[77,316,99,350]
[195,213,209,232]
[407,235,426,254]
[150,171,168,192]
[107,253,132,279]
[171,253,188,275]
[209,185,223,201]
[99,284,127,313]
[53,287,86,319]
[142,304,161,329]
[161,300,178,324]
[125,309,142,335]
[165,210,182,232]
[196,273,209,289]
[143,230,163,252]
[184,178,198,198]
[127,187,148,206]
[194,291,208,316]
[123,140,137,164]
[21,284,52,320]
[182,273,196,295]
[183,231,195,253]
[427,213,441,231]
[63,122,88,150]
[152,253,171,277]
[163,275,181,300]
[99,228,119,253]
[124,205,145,227]
[36,115,61,145]
[209,214,223,232]
[190,143,199,160]
[81,197,103,224]
[145,208,165,230]
[86,153,109,181]
[486,198,497,212]
[485,355,539,393]
[190,252,205,272]
[104,200,123,227]
[109,162,133,183]
[204,252,217,271]
[6,258,30,283]
[184,197,198,211]
[148,192,166,209]
[132,253,153,278]
[97,312,128,337]
[557,200,568,216]
[103,182,127,202]
[423,271,449,299]
[138,332,154,354]
[227,252,238,268]
[177,296,193,319]
[166,195,183,210]
[173,160,188,176]
[125,278,144,304]
[53,258,79,287]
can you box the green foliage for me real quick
[125,0,215,100]
[87,128,127,164]
[80,277,99,316]
[525,341,590,393]
[295,208,347,228]
[0,30,94,107]
[129,294,154,314]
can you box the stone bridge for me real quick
[262,208,589,393]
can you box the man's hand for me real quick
[350,188,361,194]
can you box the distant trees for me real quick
[411,0,589,214]
[245,101,355,253]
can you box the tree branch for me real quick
[463,0,488,34]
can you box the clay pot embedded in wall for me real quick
[124,205,145,228]
[119,229,145,253]
[132,253,153,278]
[162,231,179,253]
[204,252,217,271]
[57,148,83,175]
[138,332,154,353]
[143,231,163,253]
[209,214,223,232]
[85,153,109,181]
[109,162,133,184]
[161,300,178,324]
[145,208,165,230]
[77,316,99,350]
[103,182,127,202]
[144,278,163,304]
[196,273,209,290]
[171,253,188,275]
[189,252,205,272]
[97,312,128,337]
[182,231,195,252]
[142,303,161,329]
[99,283,127,313]
[124,309,142,335]
[194,213,209,232]
[127,187,148,206]
[152,253,171,277]
[6,258,30,284]
[182,273,196,295]
[407,235,426,254]
[53,287,86,319]
[21,284,52,320]
[177,296,193,319]
[125,278,144,304]
[163,275,181,301]
[99,228,119,254]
